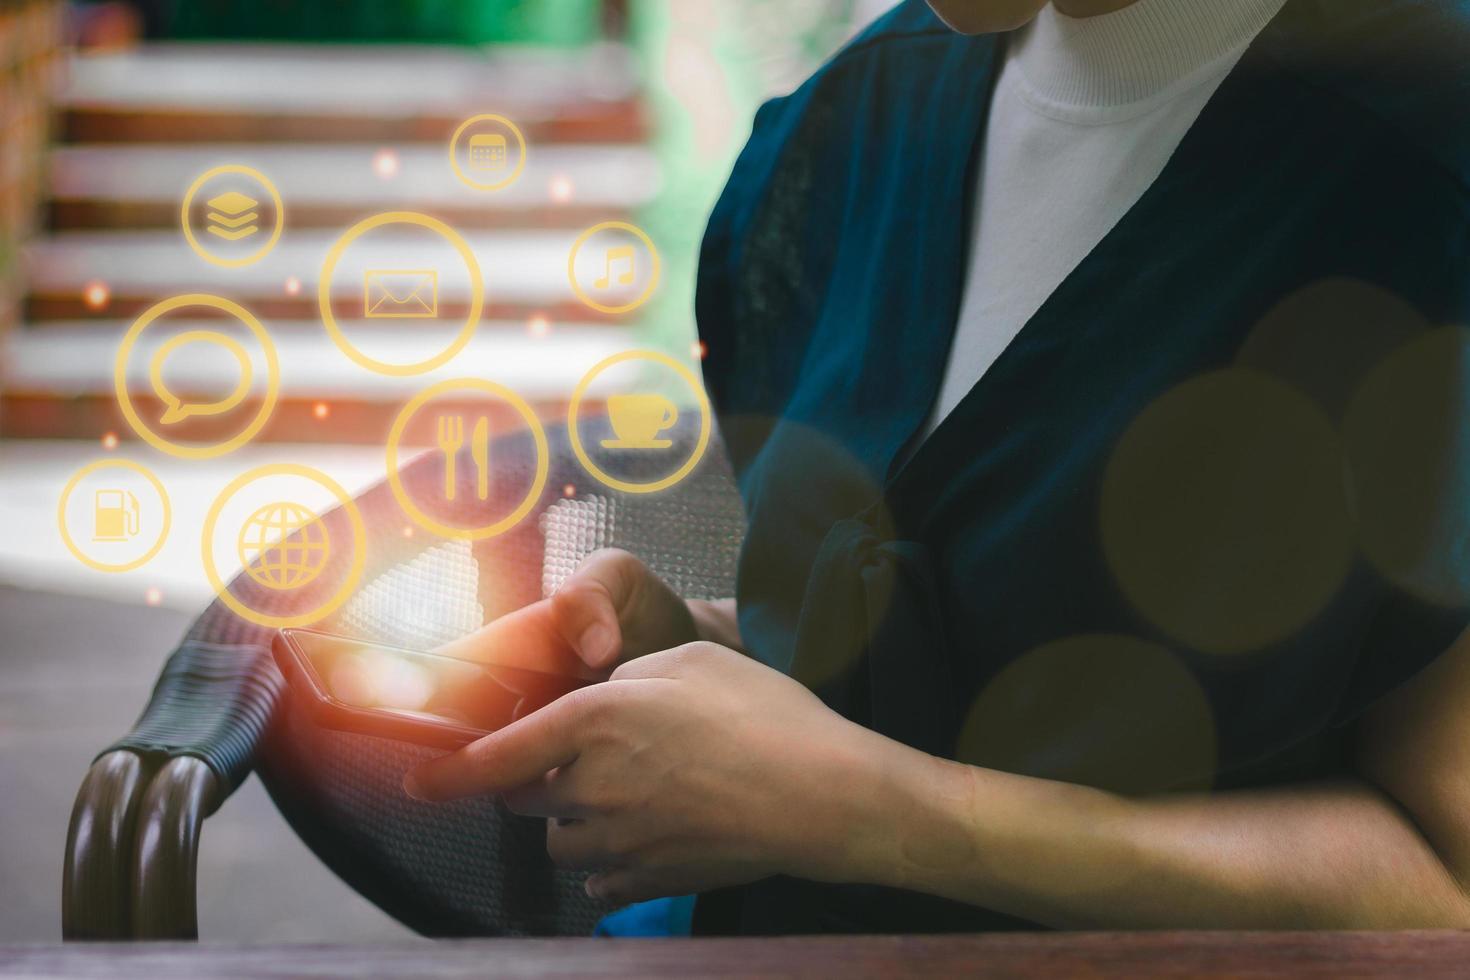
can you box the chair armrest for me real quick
[131,757,218,939]
[63,642,283,940]
[63,751,148,940]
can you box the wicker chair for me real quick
[62,421,746,940]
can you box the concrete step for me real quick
[61,43,645,144]
[48,142,659,230]
[23,227,639,322]
[1,319,636,442]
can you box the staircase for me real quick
[2,41,656,444]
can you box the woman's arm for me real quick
[409,628,1470,927]
[875,757,1470,930]
[861,626,1470,929]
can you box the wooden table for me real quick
[5,933,1470,978]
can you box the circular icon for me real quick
[57,459,172,573]
[238,501,331,590]
[386,378,549,540]
[449,114,528,192]
[202,464,367,630]
[319,211,484,376]
[115,294,280,460]
[567,221,661,315]
[180,164,285,268]
[567,350,711,494]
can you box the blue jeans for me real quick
[593,895,695,937]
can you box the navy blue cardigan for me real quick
[693,0,1470,934]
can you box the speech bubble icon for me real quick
[150,330,255,425]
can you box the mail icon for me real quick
[363,269,439,319]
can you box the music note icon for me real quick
[594,245,636,290]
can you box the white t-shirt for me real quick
[922,0,1288,437]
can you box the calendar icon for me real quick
[468,133,508,171]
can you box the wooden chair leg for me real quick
[63,751,149,940]
[131,756,219,940]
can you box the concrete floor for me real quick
[0,585,414,942]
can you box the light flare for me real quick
[83,280,110,311]
[373,148,400,180]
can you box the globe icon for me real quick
[237,501,330,591]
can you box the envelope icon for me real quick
[364,269,439,319]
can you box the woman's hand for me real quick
[404,642,905,906]
[437,549,703,681]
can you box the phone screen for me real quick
[285,629,582,734]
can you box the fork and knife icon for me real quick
[436,415,490,501]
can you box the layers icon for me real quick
[204,190,259,241]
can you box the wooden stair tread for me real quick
[25,228,600,303]
[50,143,658,207]
[4,319,634,398]
[64,43,639,117]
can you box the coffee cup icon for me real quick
[601,394,677,449]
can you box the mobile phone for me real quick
[272,627,587,750]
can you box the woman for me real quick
[408,0,1470,933]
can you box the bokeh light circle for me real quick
[1344,327,1470,606]
[956,634,1217,795]
[1100,369,1355,655]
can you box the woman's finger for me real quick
[546,816,618,871]
[551,549,646,669]
[584,868,668,907]
[435,600,597,680]
[501,766,589,819]
[404,688,594,801]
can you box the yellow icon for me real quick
[469,133,507,171]
[237,501,331,591]
[364,269,439,319]
[115,294,279,459]
[432,415,492,501]
[93,489,141,542]
[58,459,171,573]
[149,330,254,425]
[568,222,660,315]
[180,165,284,268]
[202,464,366,630]
[449,114,527,192]
[595,245,636,290]
[568,351,711,494]
[436,414,464,500]
[602,394,676,450]
[386,380,547,540]
[471,416,490,501]
[205,190,259,241]
[320,212,483,376]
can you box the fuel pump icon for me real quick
[93,488,141,542]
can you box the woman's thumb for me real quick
[550,550,642,668]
